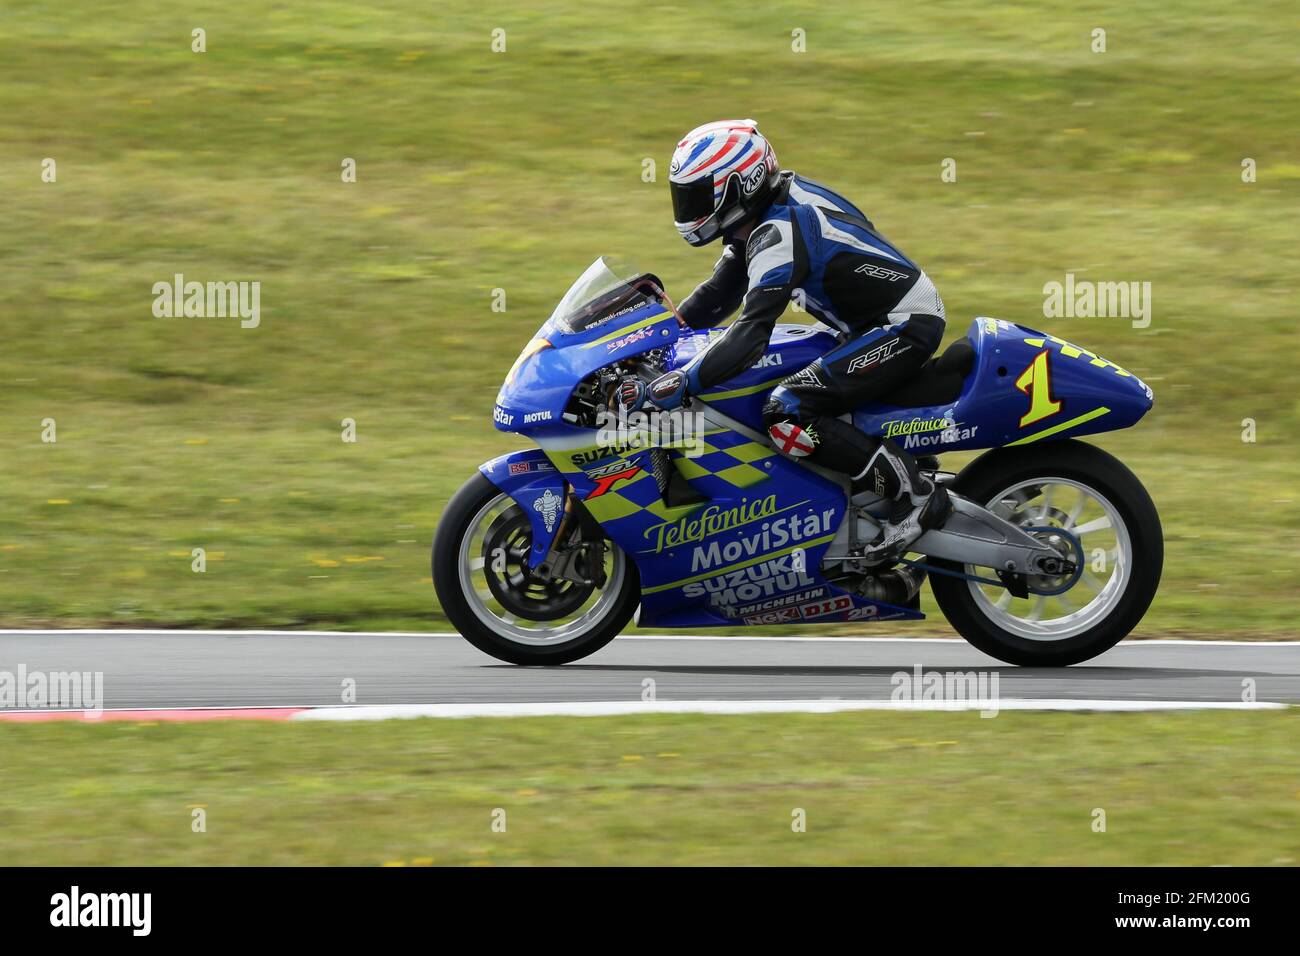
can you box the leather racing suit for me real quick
[675,171,948,535]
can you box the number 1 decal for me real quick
[1015,349,1062,427]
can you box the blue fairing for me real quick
[493,302,680,434]
[483,300,1153,628]
[619,445,921,628]
[478,449,565,568]
[853,318,1153,453]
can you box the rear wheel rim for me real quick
[457,492,626,647]
[966,477,1132,642]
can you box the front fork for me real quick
[536,496,608,589]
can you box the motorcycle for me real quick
[433,257,1162,666]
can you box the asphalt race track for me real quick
[0,631,1296,709]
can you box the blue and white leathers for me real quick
[672,171,946,479]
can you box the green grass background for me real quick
[3,711,1297,865]
[1,1,1297,633]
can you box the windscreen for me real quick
[551,257,665,334]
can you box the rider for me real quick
[620,119,952,562]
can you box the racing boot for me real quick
[855,439,952,563]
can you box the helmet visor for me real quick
[670,176,716,225]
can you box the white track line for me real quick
[0,629,1295,647]
[291,699,1289,721]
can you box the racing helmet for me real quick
[669,119,780,246]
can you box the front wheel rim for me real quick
[966,477,1132,642]
[456,492,626,647]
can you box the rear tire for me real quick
[433,472,641,665]
[928,440,1162,666]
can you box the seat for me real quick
[876,338,975,408]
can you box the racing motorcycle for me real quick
[433,257,1162,666]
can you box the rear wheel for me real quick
[928,440,1162,666]
[432,472,640,664]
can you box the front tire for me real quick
[928,440,1162,666]
[432,472,640,665]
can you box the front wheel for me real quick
[432,472,640,664]
[928,440,1162,666]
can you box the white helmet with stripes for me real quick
[669,119,780,246]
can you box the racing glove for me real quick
[616,377,647,414]
[617,370,689,413]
